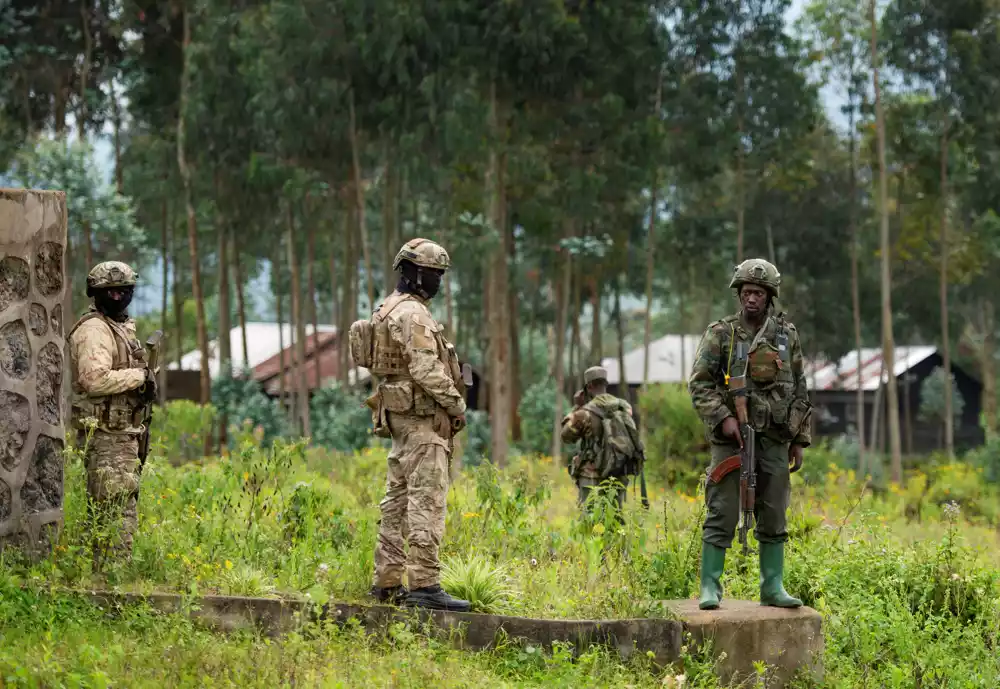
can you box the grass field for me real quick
[1,432,998,687]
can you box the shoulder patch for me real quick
[408,311,438,350]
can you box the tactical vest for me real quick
[718,312,801,439]
[370,292,417,376]
[68,311,147,433]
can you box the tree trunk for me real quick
[160,186,169,405]
[79,1,94,269]
[616,274,630,406]
[173,233,184,368]
[980,298,997,441]
[486,81,511,466]
[232,235,249,369]
[939,121,954,459]
[570,266,581,389]
[287,200,310,437]
[274,252,287,420]
[735,51,746,264]
[112,82,123,194]
[507,218,521,441]
[383,153,398,297]
[550,222,574,461]
[870,1,903,481]
[306,216,319,338]
[349,88,374,312]
[178,7,210,405]
[590,277,602,365]
[217,208,231,376]
[847,84,866,468]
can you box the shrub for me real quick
[637,383,706,487]
[309,383,372,453]
[153,400,217,463]
[212,369,289,446]
[516,381,569,456]
[462,410,491,466]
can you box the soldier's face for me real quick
[740,285,768,316]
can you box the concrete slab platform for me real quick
[662,599,823,688]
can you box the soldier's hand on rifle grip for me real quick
[721,416,743,448]
[140,368,158,403]
[788,444,804,473]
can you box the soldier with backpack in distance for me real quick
[561,366,646,515]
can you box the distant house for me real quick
[806,347,983,453]
[600,333,704,393]
[170,322,337,377]
[251,330,370,396]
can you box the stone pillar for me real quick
[0,189,68,556]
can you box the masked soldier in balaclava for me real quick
[68,261,156,571]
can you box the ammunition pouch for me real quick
[349,319,374,369]
[788,398,813,438]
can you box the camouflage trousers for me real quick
[80,429,140,568]
[372,412,451,591]
[702,436,790,549]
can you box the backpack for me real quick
[582,397,645,480]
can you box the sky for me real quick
[89,0,845,321]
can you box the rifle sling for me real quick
[708,455,742,484]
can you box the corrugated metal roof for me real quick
[807,346,937,391]
[600,334,704,385]
[169,322,337,377]
[601,333,938,393]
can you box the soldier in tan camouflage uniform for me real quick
[68,262,156,569]
[352,239,470,611]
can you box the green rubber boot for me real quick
[698,542,726,610]
[759,541,802,608]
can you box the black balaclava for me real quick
[397,261,443,300]
[90,286,134,321]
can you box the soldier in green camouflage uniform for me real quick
[688,259,812,610]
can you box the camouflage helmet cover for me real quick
[392,238,451,272]
[87,261,138,289]
[584,366,609,385]
[729,258,780,299]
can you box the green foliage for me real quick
[919,367,965,425]
[153,400,217,463]
[637,384,706,488]
[516,381,567,456]
[440,555,516,614]
[211,370,289,447]
[462,410,491,466]
[9,140,146,294]
[309,383,372,453]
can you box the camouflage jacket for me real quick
[688,310,812,447]
[68,308,147,434]
[383,293,466,418]
[561,393,633,478]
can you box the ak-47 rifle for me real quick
[137,329,164,474]
[451,363,474,434]
[727,342,757,557]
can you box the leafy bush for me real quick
[637,383,706,487]
[516,381,569,456]
[153,400,217,463]
[212,369,289,446]
[309,383,372,453]
[462,410,491,466]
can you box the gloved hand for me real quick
[139,368,158,404]
[451,413,467,434]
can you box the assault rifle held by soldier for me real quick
[727,341,757,557]
[137,329,164,475]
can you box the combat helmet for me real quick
[392,238,451,272]
[729,258,780,299]
[87,261,138,290]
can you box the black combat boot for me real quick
[369,585,408,605]
[403,585,471,612]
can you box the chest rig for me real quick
[68,311,147,433]
[721,312,795,434]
